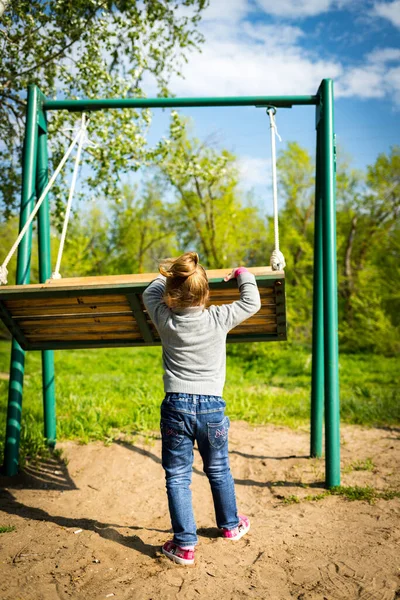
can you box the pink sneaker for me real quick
[162,541,195,566]
[221,515,250,541]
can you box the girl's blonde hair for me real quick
[159,252,209,309]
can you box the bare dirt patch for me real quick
[0,423,399,599]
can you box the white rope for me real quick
[0,123,85,286]
[267,107,286,271]
[51,114,87,279]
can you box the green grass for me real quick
[0,341,399,465]
[282,487,400,505]
[343,458,376,474]
[282,495,301,505]
[0,526,15,534]
[330,486,400,504]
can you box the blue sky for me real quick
[140,0,400,205]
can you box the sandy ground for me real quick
[0,422,399,600]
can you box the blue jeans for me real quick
[160,393,239,547]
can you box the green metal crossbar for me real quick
[43,95,319,112]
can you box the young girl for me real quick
[142,252,261,566]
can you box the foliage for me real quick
[276,142,315,341]
[0,0,208,219]
[107,182,178,274]
[55,204,113,277]
[158,113,268,268]
[45,115,270,277]
[276,143,400,353]
[337,147,400,353]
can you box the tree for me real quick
[277,142,315,281]
[276,143,400,353]
[275,142,315,340]
[337,147,400,353]
[158,112,268,269]
[0,0,208,219]
[107,181,178,274]
[58,205,111,277]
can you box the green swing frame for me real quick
[0,80,340,489]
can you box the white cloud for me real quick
[201,0,357,23]
[255,0,333,18]
[336,66,386,99]
[238,156,272,187]
[202,0,250,23]
[367,47,400,63]
[159,9,400,107]
[242,22,304,45]
[373,1,400,28]
[387,66,400,104]
[335,47,400,103]
[168,24,342,97]
[140,4,400,108]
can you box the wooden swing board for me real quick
[0,267,286,350]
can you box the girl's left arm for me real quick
[142,275,170,329]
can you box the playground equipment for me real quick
[0,108,286,347]
[0,80,339,489]
[0,267,285,350]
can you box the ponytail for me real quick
[159,252,209,308]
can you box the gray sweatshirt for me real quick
[142,272,261,396]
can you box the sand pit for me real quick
[0,422,399,599]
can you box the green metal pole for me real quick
[36,112,56,448]
[319,79,340,487]
[3,85,39,476]
[310,118,324,458]
[43,95,318,112]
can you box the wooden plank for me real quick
[17,314,136,326]
[0,266,284,294]
[232,323,277,331]
[5,294,129,308]
[26,332,143,341]
[241,317,277,325]
[22,323,140,335]
[226,334,280,343]
[210,287,274,298]
[230,324,278,334]
[27,339,157,351]
[234,317,277,326]
[10,306,133,318]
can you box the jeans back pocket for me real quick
[207,416,229,450]
[161,419,185,450]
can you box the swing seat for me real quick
[0,267,286,350]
